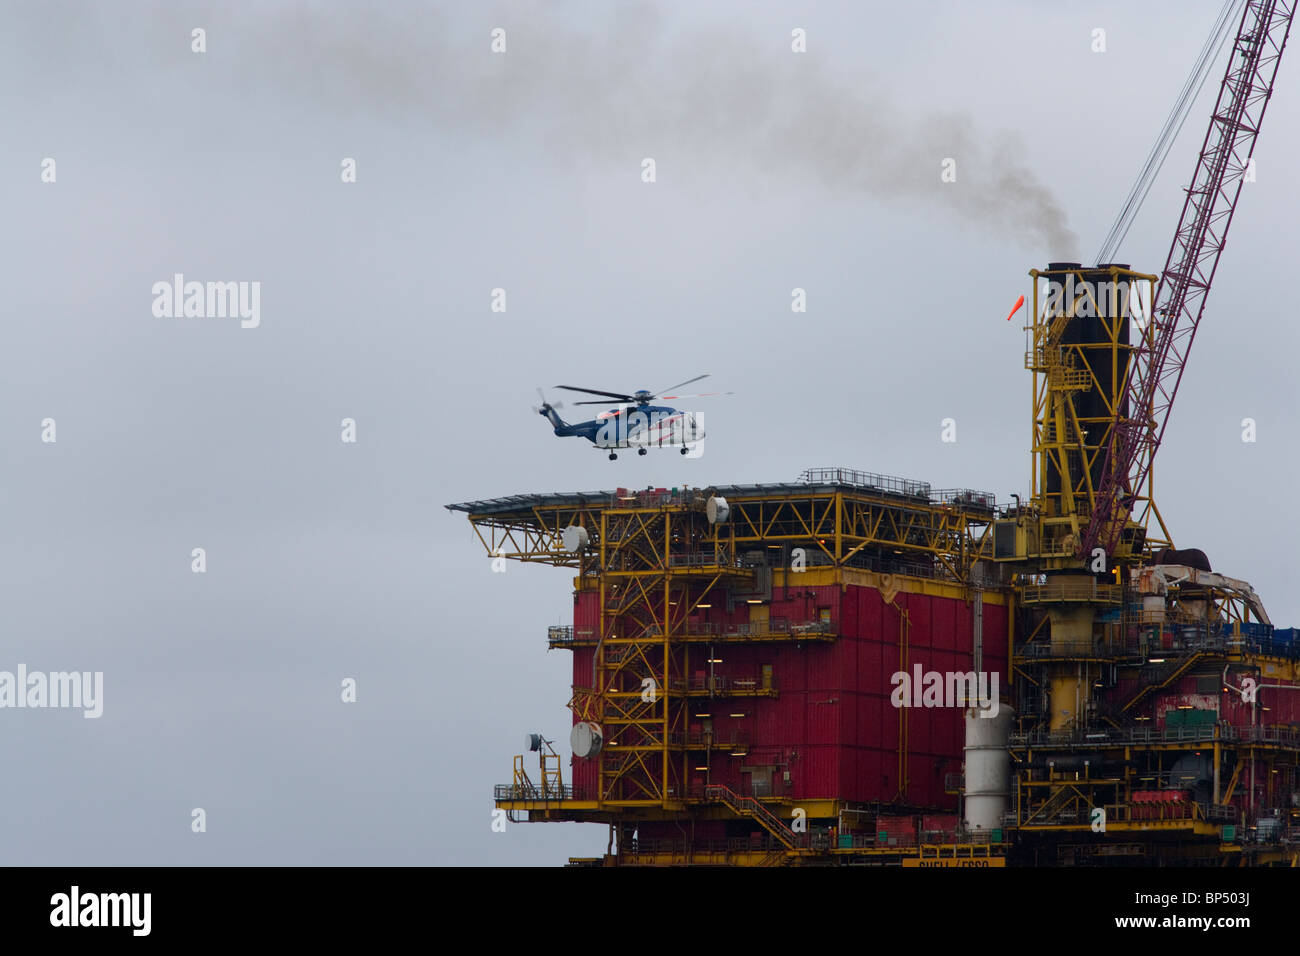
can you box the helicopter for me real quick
[534,375,730,460]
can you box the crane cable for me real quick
[1094,0,1245,264]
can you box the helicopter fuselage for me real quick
[538,375,720,459]
[544,403,703,450]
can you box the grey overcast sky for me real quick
[2,1,1296,865]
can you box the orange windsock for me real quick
[1006,294,1025,321]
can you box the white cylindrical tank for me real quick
[963,703,1013,831]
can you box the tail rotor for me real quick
[534,387,568,433]
[532,387,565,416]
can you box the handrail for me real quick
[637,619,834,639]
[1122,652,1205,713]
[704,785,798,849]
[1020,580,1123,604]
[494,783,574,801]
[548,625,598,644]
[670,674,778,693]
[1010,724,1300,749]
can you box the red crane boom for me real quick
[1083,0,1295,559]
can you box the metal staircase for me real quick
[1122,652,1206,713]
[704,784,798,850]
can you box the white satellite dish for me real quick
[562,526,590,552]
[570,721,603,758]
[706,496,729,524]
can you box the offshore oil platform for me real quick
[448,0,1299,865]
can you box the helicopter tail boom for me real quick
[538,403,570,434]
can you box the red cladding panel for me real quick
[841,591,857,635]
[563,583,1005,809]
[807,699,839,745]
[932,599,956,651]
[796,746,839,797]
[907,596,933,651]
[574,591,600,640]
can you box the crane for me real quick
[1082,0,1296,561]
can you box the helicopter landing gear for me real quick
[680,447,690,455]
[637,448,647,456]
[608,452,618,460]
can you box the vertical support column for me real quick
[1048,605,1095,731]
[1213,732,1221,804]
[663,510,672,807]
[834,491,842,566]
[597,509,608,807]
[1006,590,1016,694]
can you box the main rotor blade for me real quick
[555,385,635,401]
[573,400,632,406]
[659,391,733,401]
[652,374,709,397]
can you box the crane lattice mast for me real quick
[1083,0,1295,560]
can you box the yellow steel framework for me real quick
[1009,567,1300,863]
[459,484,999,579]
[1025,265,1169,567]
[591,500,758,806]
[450,476,1005,845]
